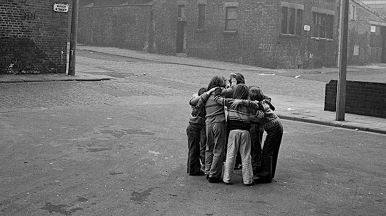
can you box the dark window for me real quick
[313,12,334,39]
[281,6,303,36]
[225,7,237,31]
[281,7,288,34]
[178,5,185,18]
[296,9,303,35]
[198,4,205,30]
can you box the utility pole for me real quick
[68,0,79,76]
[336,0,349,121]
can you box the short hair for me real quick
[249,86,264,101]
[233,84,249,99]
[198,87,207,96]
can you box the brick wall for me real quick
[152,0,178,55]
[185,0,280,68]
[347,1,386,65]
[0,0,69,74]
[325,80,386,118]
[78,5,153,52]
[276,0,339,69]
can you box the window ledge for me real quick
[279,34,301,39]
[196,29,206,33]
[311,37,334,41]
[223,30,237,35]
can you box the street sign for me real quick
[53,3,69,13]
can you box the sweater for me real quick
[214,96,253,130]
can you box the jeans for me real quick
[187,124,204,174]
[223,129,253,184]
[205,122,226,179]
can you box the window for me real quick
[281,6,303,36]
[313,12,334,39]
[225,7,237,31]
[350,4,357,20]
[178,5,185,19]
[197,4,206,30]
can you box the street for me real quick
[0,50,386,216]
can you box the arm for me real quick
[190,88,217,106]
[189,94,200,106]
[230,99,260,110]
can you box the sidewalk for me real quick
[1,45,385,135]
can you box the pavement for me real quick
[1,45,385,135]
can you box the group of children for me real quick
[186,73,283,186]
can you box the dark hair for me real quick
[233,84,249,99]
[235,73,245,84]
[198,87,207,96]
[207,76,225,91]
[249,86,264,101]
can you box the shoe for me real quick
[189,171,205,176]
[208,177,222,183]
[224,181,233,185]
[253,177,272,184]
[244,182,254,186]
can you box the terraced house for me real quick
[78,0,386,69]
[347,0,386,65]
[0,0,69,74]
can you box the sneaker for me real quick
[244,182,254,186]
[208,177,222,183]
[253,177,272,184]
[189,171,205,176]
[224,181,233,185]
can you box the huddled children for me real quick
[186,74,283,186]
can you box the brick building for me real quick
[0,0,70,74]
[77,0,386,69]
[348,0,386,65]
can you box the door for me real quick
[176,21,186,53]
[176,4,186,54]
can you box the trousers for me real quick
[205,121,226,179]
[223,129,253,185]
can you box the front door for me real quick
[176,21,186,53]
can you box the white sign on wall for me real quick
[353,45,360,56]
[53,3,69,13]
[304,25,311,32]
[371,26,376,33]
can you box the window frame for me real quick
[225,6,238,32]
[280,3,304,37]
[312,12,334,40]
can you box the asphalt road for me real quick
[1,51,385,216]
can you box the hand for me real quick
[208,87,217,94]
[230,99,242,109]
[230,78,237,87]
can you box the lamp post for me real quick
[336,0,349,121]
[68,0,79,76]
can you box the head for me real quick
[233,84,249,99]
[198,87,207,96]
[207,76,226,91]
[230,73,245,85]
[249,86,264,101]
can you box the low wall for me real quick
[325,80,386,118]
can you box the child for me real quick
[249,87,282,183]
[198,76,227,183]
[248,86,273,176]
[186,87,208,176]
[214,84,255,186]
